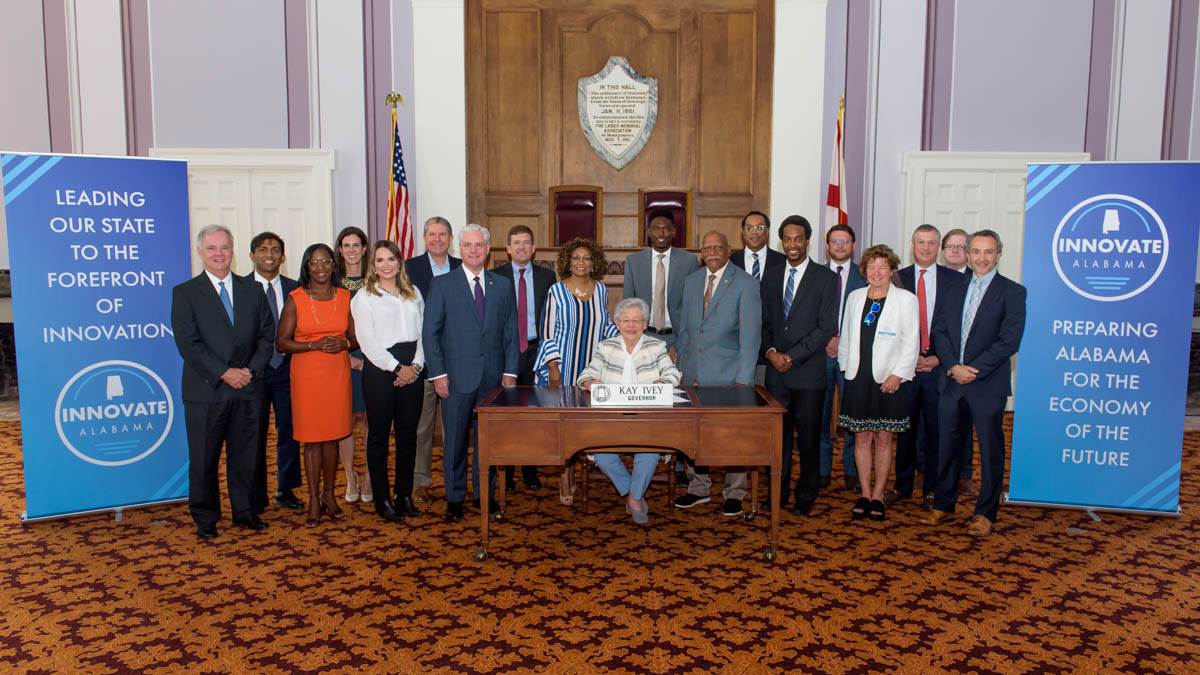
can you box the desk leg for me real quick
[475,458,490,562]
[765,468,780,563]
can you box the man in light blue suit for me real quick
[422,224,519,522]
[674,230,762,516]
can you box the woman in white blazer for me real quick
[837,245,919,522]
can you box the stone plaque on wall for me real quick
[577,57,658,171]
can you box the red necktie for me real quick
[517,268,529,353]
[917,269,929,352]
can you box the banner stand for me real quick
[20,497,187,525]
[1002,494,1181,519]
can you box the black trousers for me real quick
[253,363,301,513]
[934,384,1006,521]
[362,359,424,501]
[772,386,825,504]
[894,369,941,497]
[185,394,264,525]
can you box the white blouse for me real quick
[350,286,425,372]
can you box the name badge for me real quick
[589,383,674,407]
[878,330,897,338]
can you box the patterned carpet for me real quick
[0,418,1196,673]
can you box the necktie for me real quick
[219,280,234,324]
[265,281,284,368]
[473,276,485,324]
[917,269,929,353]
[652,254,666,331]
[752,252,761,281]
[517,269,529,353]
[703,273,716,315]
[783,268,796,316]
[961,278,984,362]
[834,264,844,336]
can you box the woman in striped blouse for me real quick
[577,297,681,524]
[533,238,619,504]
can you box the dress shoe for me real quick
[505,473,517,492]
[445,501,464,522]
[471,497,499,513]
[919,509,954,526]
[523,467,543,491]
[966,514,994,537]
[818,475,831,489]
[790,500,814,516]
[882,489,909,506]
[395,496,423,518]
[674,493,710,509]
[374,499,406,523]
[274,489,304,510]
[196,523,218,540]
[232,515,269,530]
[958,479,979,497]
[922,494,935,511]
[413,485,429,503]
[722,498,744,517]
[675,469,689,485]
[843,476,861,493]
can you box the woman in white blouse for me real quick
[350,240,425,524]
[577,297,681,524]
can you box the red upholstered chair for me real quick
[549,185,603,245]
[638,188,693,248]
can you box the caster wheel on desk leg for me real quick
[743,510,756,522]
[493,510,505,522]
[473,549,489,562]
[763,548,776,563]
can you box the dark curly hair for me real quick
[555,238,606,280]
[859,244,901,281]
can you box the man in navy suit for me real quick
[730,211,785,283]
[819,223,865,493]
[422,224,519,522]
[493,224,555,490]
[244,231,303,513]
[921,229,1025,537]
[760,216,838,516]
[889,225,966,509]
[405,217,462,503]
[171,225,275,539]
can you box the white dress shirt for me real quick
[350,287,425,372]
[204,270,234,310]
[743,247,767,279]
[252,271,284,316]
[462,265,488,294]
[779,257,810,299]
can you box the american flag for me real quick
[387,108,413,257]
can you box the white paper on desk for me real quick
[671,387,688,403]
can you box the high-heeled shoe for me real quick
[321,489,344,520]
[344,472,360,502]
[305,498,321,527]
[360,474,374,503]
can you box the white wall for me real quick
[316,1,368,235]
[0,0,51,153]
[74,0,127,155]
[148,0,288,149]
[1109,0,1172,160]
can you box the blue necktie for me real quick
[265,281,284,368]
[473,276,485,324]
[783,268,796,316]
[961,278,984,362]
[752,253,761,280]
[219,280,234,324]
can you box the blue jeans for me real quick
[820,355,857,477]
[594,452,659,501]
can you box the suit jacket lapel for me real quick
[704,267,736,320]
[202,274,235,330]
[457,270,483,328]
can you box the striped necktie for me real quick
[960,277,984,362]
[752,252,761,280]
[783,268,796,316]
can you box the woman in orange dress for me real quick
[276,243,358,526]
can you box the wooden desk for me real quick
[474,385,785,562]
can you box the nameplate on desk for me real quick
[589,383,673,406]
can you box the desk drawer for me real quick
[565,417,698,453]
[696,415,778,465]
[480,415,562,463]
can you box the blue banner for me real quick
[1010,162,1200,515]
[1,153,192,520]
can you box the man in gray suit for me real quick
[674,230,762,517]
[623,209,699,356]
[422,224,519,522]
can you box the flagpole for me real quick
[385,93,404,244]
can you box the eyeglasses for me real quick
[828,238,853,246]
[307,258,334,268]
[943,244,966,251]
[863,300,882,326]
[742,225,766,232]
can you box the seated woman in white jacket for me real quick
[577,297,682,524]
[837,245,919,522]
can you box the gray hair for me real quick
[196,224,233,246]
[912,223,940,241]
[423,216,452,236]
[460,223,491,245]
[968,229,1003,253]
[612,297,649,323]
